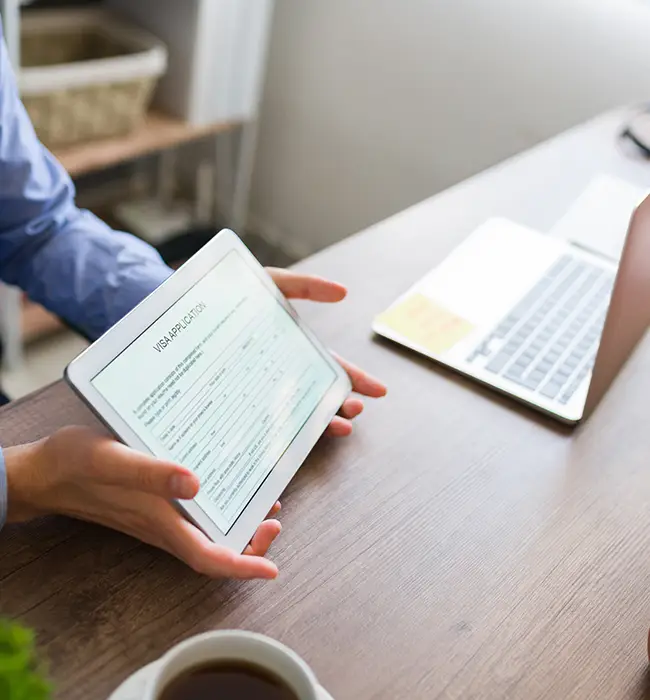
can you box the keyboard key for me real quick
[517,369,548,391]
[529,368,546,382]
[505,371,544,391]
[496,315,522,337]
[564,356,580,371]
[547,256,572,278]
[474,341,492,358]
[509,298,542,324]
[540,380,565,400]
[544,350,561,364]
[518,353,537,370]
[506,366,524,381]
[559,371,590,404]
[486,352,511,374]
[559,390,580,405]
[555,365,572,379]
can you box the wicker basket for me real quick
[19,9,168,148]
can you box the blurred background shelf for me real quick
[54,111,241,178]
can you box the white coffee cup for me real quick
[145,630,331,700]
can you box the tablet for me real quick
[65,229,351,553]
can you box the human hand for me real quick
[5,427,281,579]
[267,268,387,436]
[4,270,385,581]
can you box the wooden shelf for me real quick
[52,111,241,178]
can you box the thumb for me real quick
[267,268,347,302]
[86,437,200,499]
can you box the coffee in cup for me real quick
[159,659,299,700]
[146,630,327,700]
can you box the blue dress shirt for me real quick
[0,30,173,531]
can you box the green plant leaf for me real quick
[0,620,51,700]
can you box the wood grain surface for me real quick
[2,110,650,700]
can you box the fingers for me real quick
[244,519,282,558]
[268,501,281,518]
[221,552,279,580]
[168,515,280,580]
[326,396,366,437]
[339,397,364,420]
[88,438,200,500]
[325,416,353,438]
[323,400,362,437]
[333,353,387,398]
[267,268,347,303]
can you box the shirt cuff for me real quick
[0,447,6,532]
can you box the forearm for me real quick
[3,206,173,340]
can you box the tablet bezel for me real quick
[65,229,351,553]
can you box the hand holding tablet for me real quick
[14,231,386,579]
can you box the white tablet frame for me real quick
[65,229,351,553]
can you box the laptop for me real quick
[373,195,650,425]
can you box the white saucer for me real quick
[108,660,334,699]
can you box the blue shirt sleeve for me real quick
[0,30,173,532]
[0,31,172,342]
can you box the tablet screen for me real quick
[92,251,337,533]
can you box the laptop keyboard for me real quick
[467,255,615,405]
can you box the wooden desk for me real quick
[2,110,650,700]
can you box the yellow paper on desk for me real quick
[376,293,474,355]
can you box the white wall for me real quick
[250,0,650,258]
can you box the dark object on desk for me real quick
[154,227,296,269]
[154,227,216,268]
[621,109,650,158]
